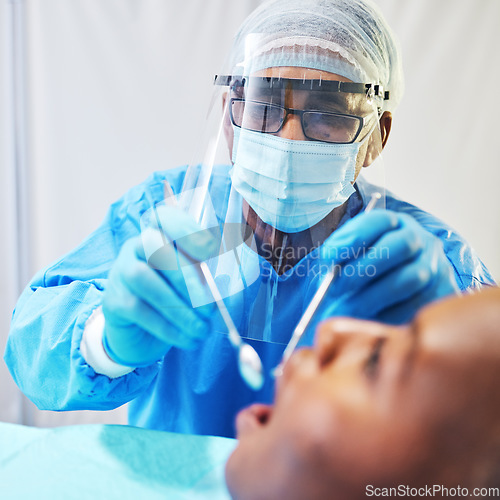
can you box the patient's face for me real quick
[226,290,500,500]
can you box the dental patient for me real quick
[2,290,498,499]
[226,288,500,499]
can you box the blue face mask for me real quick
[230,126,361,233]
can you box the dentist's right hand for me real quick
[102,205,219,367]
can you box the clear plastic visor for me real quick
[162,36,388,355]
[172,68,387,344]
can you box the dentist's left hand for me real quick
[102,206,219,367]
[318,209,459,325]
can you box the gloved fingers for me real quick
[105,286,206,349]
[364,214,458,296]
[321,209,399,264]
[146,297,211,348]
[369,248,459,325]
[140,218,220,313]
[107,323,172,366]
[116,237,215,320]
[424,242,461,295]
[393,219,460,295]
[158,260,217,315]
[375,280,456,325]
[331,223,426,295]
[318,212,461,325]
[117,265,212,342]
[320,241,460,325]
[109,239,212,343]
[331,255,435,320]
[119,251,214,321]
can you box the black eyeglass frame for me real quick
[229,97,373,144]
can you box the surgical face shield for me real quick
[170,36,388,350]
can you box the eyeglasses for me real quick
[229,98,374,144]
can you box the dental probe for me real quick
[273,192,382,377]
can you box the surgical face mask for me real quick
[230,126,367,233]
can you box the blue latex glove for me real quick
[318,209,460,325]
[102,205,219,366]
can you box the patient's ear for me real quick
[363,111,392,167]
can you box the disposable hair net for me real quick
[225,0,404,113]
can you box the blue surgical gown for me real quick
[4,165,496,438]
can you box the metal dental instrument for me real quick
[273,192,382,377]
[162,183,264,391]
[199,261,264,390]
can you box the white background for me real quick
[1,0,499,426]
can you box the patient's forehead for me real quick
[415,289,500,359]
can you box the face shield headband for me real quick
[214,75,390,103]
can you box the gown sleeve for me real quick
[4,167,187,411]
